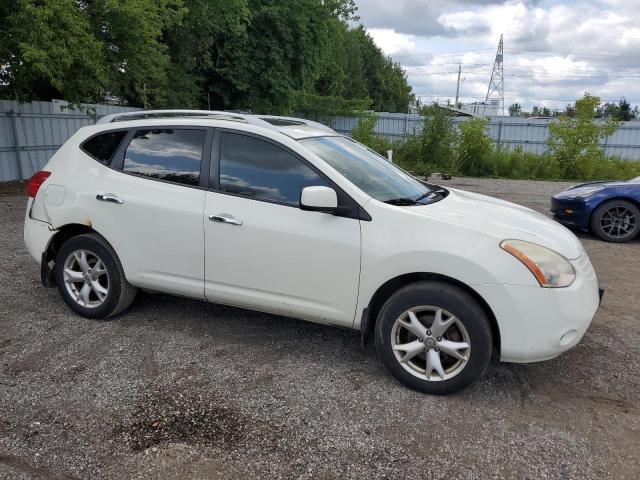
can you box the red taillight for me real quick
[27,171,51,198]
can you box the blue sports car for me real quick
[551,177,640,243]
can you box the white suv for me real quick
[24,110,601,394]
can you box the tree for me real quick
[508,103,522,117]
[549,93,621,179]
[0,0,185,106]
[617,98,634,121]
[0,0,412,114]
[562,104,576,117]
[599,98,635,121]
[0,0,109,104]
[162,0,250,108]
[86,0,186,107]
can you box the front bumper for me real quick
[551,197,590,229]
[473,253,600,363]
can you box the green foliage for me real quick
[549,93,620,179]
[293,93,371,119]
[492,147,561,180]
[349,114,438,176]
[350,98,639,182]
[0,0,412,113]
[419,105,458,171]
[351,103,456,178]
[393,136,436,177]
[0,0,109,104]
[597,98,636,121]
[456,118,494,176]
[351,115,393,157]
[508,103,523,117]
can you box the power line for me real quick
[417,94,631,103]
[393,48,640,61]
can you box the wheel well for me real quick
[45,224,96,263]
[362,273,501,355]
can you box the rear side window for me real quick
[219,132,328,206]
[123,129,206,187]
[82,130,127,164]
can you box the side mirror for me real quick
[300,186,338,213]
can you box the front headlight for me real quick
[500,239,576,288]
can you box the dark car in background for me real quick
[552,177,640,243]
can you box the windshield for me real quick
[300,136,446,205]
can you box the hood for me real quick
[568,179,633,190]
[554,179,635,200]
[408,188,585,260]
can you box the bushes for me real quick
[350,107,640,182]
[456,118,494,176]
[394,135,435,177]
[419,105,458,171]
[351,114,393,156]
[549,94,620,179]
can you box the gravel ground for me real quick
[1,177,639,479]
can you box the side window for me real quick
[82,130,127,164]
[219,132,329,206]
[123,129,206,187]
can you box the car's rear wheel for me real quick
[375,281,492,395]
[590,199,640,243]
[54,233,137,319]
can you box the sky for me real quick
[356,0,640,112]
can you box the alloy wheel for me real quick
[62,249,110,308]
[391,306,471,381]
[600,206,637,239]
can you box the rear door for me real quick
[84,126,211,299]
[203,130,362,326]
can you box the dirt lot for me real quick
[1,178,639,479]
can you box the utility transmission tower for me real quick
[484,34,505,116]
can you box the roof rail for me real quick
[95,109,338,136]
[96,109,251,124]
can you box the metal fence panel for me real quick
[0,100,138,182]
[3,103,640,182]
[307,112,640,162]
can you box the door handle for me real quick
[96,193,124,204]
[209,214,243,226]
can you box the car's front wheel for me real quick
[590,199,640,243]
[54,233,137,319]
[375,281,493,395]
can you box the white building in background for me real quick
[460,99,501,116]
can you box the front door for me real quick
[204,131,361,326]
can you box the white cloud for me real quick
[367,28,419,56]
[357,0,640,110]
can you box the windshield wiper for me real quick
[384,197,419,206]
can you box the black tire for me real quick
[375,281,492,395]
[590,199,640,243]
[54,233,137,319]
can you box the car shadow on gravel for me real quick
[114,290,599,405]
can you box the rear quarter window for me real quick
[81,130,128,164]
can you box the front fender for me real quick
[355,202,540,330]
